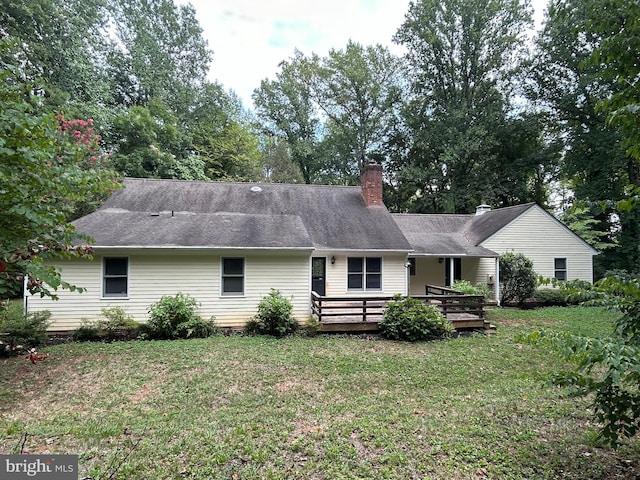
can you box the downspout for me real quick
[494,257,500,306]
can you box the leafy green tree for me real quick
[0,0,116,125]
[307,41,405,180]
[586,0,640,160]
[392,0,545,213]
[261,137,305,184]
[107,0,211,113]
[499,252,537,304]
[0,47,118,298]
[532,0,640,275]
[253,52,324,184]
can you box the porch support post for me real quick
[449,257,455,287]
[494,257,500,306]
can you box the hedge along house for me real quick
[393,203,598,302]
[27,163,414,331]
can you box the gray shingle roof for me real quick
[392,204,539,257]
[74,178,412,251]
[392,214,499,257]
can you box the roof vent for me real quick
[476,204,492,216]
[250,186,262,193]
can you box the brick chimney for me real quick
[361,162,383,207]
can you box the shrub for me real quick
[146,293,216,339]
[533,288,568,306]
[97,306,140,340]
[245,289,298,337]
[451,280,491,298]
[303,316,321,337]
[0,302,50,355]
[380,295,454,342]
[499,252,537,305]
[71,321,101,342]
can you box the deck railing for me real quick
[311,288,485,324]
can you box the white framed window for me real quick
[554,258,567,281]
[222,258,244,296]
[103,257,128,297]
[347,257,382,291]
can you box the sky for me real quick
[181,0,549,109]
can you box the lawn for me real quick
[1,306,639,479]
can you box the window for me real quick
[222,258,244,295]
[408,258,416,276]
[103,257,128,297]
[554,258,567,281]
[347,257,382,291]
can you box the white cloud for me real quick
[181,0,549,108]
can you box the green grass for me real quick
[1,306,638,479]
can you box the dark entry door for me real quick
[312,257,326,296]
[445,258,462,287]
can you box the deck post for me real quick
[363,299,367,322]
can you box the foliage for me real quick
[245,289,298,337]
[532,0,639,275]
[533,288,569,306]
[522,273,640,447]
[380,295,454,342]
[0,302,50,355]
[585,0,640,160]
[391,0,547,213]
[451,280,491,298]
[499,252,537,305]
[146,293,216,339]
[303,316,321,337]
[253,42,404,184]
[0,40,119,299]
[70,321,102,342]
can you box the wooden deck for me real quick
[312,285,493,333]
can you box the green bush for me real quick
[98,306,140,340]
[533,288,568,306]
[0,302,50,355]
[451,280,491,297]
[71,321,101,342]
[499,252,537,305]
[245,289,298,337]
[71,307,140,342]
[380,295,454,342]
[146,293,216,339]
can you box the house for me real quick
[28,164,413,331]
[393,203,598,300]
[27,165,597,331]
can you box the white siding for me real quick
[408,257,442,296]
[28,251,311,331]
[480,206,595,282]
[319,252,408,297]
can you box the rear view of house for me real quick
[28,164,413,330]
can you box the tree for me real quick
[0,46,118,298]
[253,52,324,184]
[392,0,544,213]
[107,0,212,113]
[532,0,640,276]
[587,0,640,160]
[254,43,405,185]
[499,252,536,304]
[307,41,405,180]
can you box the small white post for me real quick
[494,257,501,306]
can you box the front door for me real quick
[312,257,326,296]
